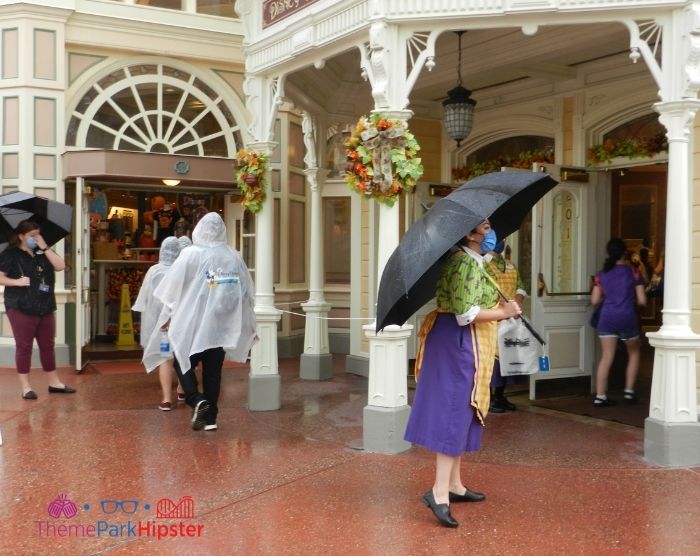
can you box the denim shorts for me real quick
[598,326,640,341]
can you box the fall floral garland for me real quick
[586,134,667,164]
[235,149,269,213]
[344,114,424,207]
[452,149,555,182]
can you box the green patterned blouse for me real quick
[436,249,500,314]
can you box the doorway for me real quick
[609,164,667,393]
[610,165,666,334]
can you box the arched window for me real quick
[464,135,553,167]
[66,63,243,157]
[603,113,663,143]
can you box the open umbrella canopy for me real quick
[376,171,558,332]
[0,192,73,253]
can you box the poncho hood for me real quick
[192,212,226,248]
[159,236,180,266]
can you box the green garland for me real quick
[586,134,667,164]
[452,149,554,182]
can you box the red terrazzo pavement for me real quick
[1,355,699,555]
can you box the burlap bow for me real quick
[360,125,407,192]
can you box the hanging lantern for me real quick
[442,31,476,147]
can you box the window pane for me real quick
[323,197,350,284]
[197,0,237,18]
[136,0,181,9]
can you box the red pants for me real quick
[6,309,56,374]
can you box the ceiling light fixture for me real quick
[162,179,180,186]
[442,31,476,148]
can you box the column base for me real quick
[362,404,412,454]
[299,353,333,380]
[0,343,70,368]
[644,416,700,467]
[345,354,368,377]
[248,373,281,411]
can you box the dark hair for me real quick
[10,220,39,247]
[603,238,627,272]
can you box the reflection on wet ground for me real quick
[1,355,699,555]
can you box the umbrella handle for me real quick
[518,314,546,346]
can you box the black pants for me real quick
[174,347,225,422]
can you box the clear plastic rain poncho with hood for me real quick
[132,236,181,372]
[153,212,256,373]
[177,235,192,249]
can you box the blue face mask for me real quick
[26,236,38,250]
[479,229,497,254]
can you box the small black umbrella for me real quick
[376,171,558,332]
[0,192,73,252]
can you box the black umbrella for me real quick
[0,192,73,252]
[376,171,558,332]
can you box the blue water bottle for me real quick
[160,331,170,355]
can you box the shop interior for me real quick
[80,184,227,353]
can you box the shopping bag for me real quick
[497,317,543,376]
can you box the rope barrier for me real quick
[275,307,375,321]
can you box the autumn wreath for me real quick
[344,114,423,207]
[235,149,269,213]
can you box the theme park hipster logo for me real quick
[36,494,204,540]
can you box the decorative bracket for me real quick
[626,11,700,101]
[301,110,318,170]
[624,19,664,96]
[243,74,286,143]
[358,26,438,111]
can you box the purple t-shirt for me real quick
[597,264,643,331]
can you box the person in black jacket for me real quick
[0,220,76,399]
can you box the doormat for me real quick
[531,391,648,428]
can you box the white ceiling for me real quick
[288,22,648,120]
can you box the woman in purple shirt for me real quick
[591,238,646,406]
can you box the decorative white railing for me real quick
[245,0,685,73]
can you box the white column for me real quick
[248,141,282,411]
[363,148,413,453]
[644,99,700,466]
[300,167,332,379]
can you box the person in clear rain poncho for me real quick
[132,236,184,410]
[177,235,192,250]
[154,212,257,432]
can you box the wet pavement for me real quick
[1,355,699,555]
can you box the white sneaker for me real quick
[203,423,218,431]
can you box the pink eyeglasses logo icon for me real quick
[47,494,79,519]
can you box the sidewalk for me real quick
[1,355,699,555]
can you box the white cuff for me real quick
[456,306,480,326]
[516,288,528,298]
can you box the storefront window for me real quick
[323,197,350,285]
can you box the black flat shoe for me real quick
[22,390,38,400]
[449,488,486,503]
[48,386,76,394]
[421,490,458,528]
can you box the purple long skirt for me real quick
[405,314,483,457]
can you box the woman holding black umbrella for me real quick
[0,220,76,399]
[404,219,521,528]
